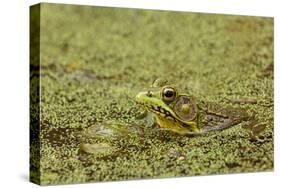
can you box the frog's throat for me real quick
[155,114,200,135]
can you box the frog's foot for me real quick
[82,121,120,140]
[242,119,267,139]
[133,110,156,128]
[83,120,145,141]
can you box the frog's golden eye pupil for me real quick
[162,87,177,102]
[164,89,174,98]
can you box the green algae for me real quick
[32,3,273,185]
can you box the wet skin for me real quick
[135,78,251,136]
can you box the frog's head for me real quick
[136,78,198,123]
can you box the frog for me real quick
[135,78,253,136]
[79,78,264,156]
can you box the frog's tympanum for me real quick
[135,78,250,136]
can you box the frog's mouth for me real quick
[135,91,176,118]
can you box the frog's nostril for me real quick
[147,91,152,97]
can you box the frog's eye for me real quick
[161,86,177,102]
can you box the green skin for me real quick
[136,91,199,135]
[135,80,250,136]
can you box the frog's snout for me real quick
[135,91,149,103]
[136,91,155,105]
